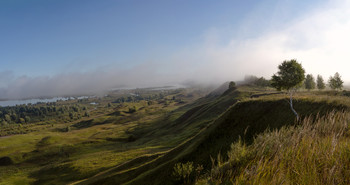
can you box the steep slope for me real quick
[126,100,346,185]
[75,86,247,185]
[79,87,348,185]
[70,86,243,184]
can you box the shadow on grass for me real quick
[72,119,110,129]
[29,163,89,185]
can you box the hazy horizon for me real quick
[2,0,350,99]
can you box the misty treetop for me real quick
[243,75,271,87]
[317,75,326,90]
[229,81,236,89]
[329,72,344,90]
[304,74,316,90]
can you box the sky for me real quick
[1,0,350,99]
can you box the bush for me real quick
[0,156,14,166]
[37,136,59,147]
[128,106,137,113]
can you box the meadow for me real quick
[1,84,350,185]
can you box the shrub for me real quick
[128,106,137,113]
[0,156,14,166]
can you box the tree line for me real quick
[0,103,88,125]
[245,71,344,91]
[304,72,343,91]
[270,59,344,120]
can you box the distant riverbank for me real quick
[0,96,91,107]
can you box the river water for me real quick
[0,96,90,107]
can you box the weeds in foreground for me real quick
[173,161,204,184]
[199,111,350,185]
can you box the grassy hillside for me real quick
[2,85,350,185]
[198,111,350,184]
[121,92,348,185]
[78,86,350,185]
[72,86,249,185]
[0,88,207,185]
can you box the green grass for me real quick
[0,88,205,185]
[2,85,350,185]
[119,88,350,185]
[200,111,350,184]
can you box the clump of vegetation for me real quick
[0,103,86,125]
[173,161,194,184]
[128,106,137,113]
[317,74,326,90]
[37,136,59,147]
[0,156,14,166]
[304,74,316,90]
[329,72,344,90]
[243,75,271,87]
[229,81,236,89]
[199,111,350,184]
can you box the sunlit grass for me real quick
[201,111,350,184]
[0,91,193,184]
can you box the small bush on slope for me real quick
[199,111,350,185]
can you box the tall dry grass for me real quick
[199,111,350,185]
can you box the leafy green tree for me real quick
[316,75,326,90]
[19,118,25,124]
[10,114,17,122]
[229,81,236,89]
[0,120,8,126]
[328,72,343,90]
[69,112,74,119]
[304,74,316,90]
[4,114,11,123]
[24,116,31,123]
[271,59,305,120]
[84,112,90,117]
[244,75,259,84]
[255,77,271,87]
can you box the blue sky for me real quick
[1,0,323,76]
[2,0,350,98]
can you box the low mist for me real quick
[1,0,350,99]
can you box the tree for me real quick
[229,81,236,89]
[19,118,25,124]
[328,72,343,90]
[84,112,90,117]
[69,112,74,119]
[316,75,325,90]
[4,114,11,123]
[255,77,271,87]
[271,59,305,120]
[244,75,259,84]
[24,116,31,123]
[304,74,316,91]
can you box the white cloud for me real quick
[182,0,350,82]
[2,0,350,99]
